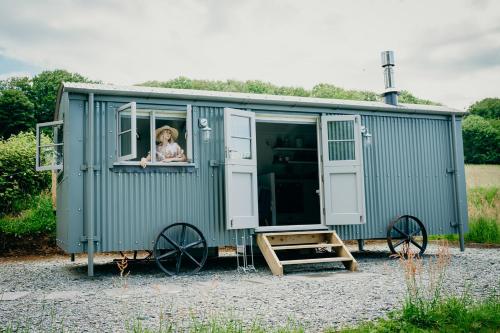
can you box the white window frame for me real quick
[116,102,137,161]
[36,120,64,171]
[114,104,194,167]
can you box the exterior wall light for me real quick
[361,125,372,146]
[198,118,212,143]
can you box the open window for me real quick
[36,120,64,171]
[115,103,193,166]
[321,115,365,225]
[117,102,137,161]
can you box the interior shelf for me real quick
[286,161,317,164]
[273,147,317,151]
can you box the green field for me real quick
[465,164,500,188]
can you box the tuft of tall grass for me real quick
[432,186,499,244]
[126,316,305,333]
[466,187,499,244]
[398,242,452,326]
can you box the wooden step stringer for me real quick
[256,230,358,276]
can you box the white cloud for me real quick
[0,0,499,109]
[0,71,33,80]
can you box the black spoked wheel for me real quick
[153,222,208,276]
[387,215,428,257]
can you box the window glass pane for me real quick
[38,124,63,169]
[152,115,188,162]
[119,131,132,157]
[231,115,251,138]
[231,137,252,159]
[39,144,63,167]
[328,141,355,160]
[327,120,356,161]
[132,115,150,161]
[120,113,131,132]
[328,121,354,140]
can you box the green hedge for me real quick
[462,115,500,164]
[0,192,55,237]
[0,132,51,215]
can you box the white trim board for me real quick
[255,225,328,233]
[256,113,318,124]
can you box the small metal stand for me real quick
[235,229,257,273]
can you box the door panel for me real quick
[224,108,258,230]
[321,115,365,225]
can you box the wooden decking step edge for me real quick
[272,243,343,250]
[280,257,353,265]
[262,230,335,236]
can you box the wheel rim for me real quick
[153,222,208,276]
[387,215,428,256]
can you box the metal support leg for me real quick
[70,253,75,262]
[235,229,257,273]
[88,246,94,277]
[357,239,365,252]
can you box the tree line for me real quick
[0,70,498,164]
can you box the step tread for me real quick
[281,256,353,265]
[261,230,336,237]
[272,243,343,250]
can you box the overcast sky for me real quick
[0,0,499,110]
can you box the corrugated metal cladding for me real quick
[334,114,459,240]
[92,104,235,252]
[61,94,465,253]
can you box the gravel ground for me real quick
[0,242,498,332]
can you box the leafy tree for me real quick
[140,77,437,105]
[468,98,500,120]
[0,76,32,95]
[462,115,500,164]
[31,70,95,123]
[0,90,35,139]
[0,132,51,215]
[311,83,378,101]
[399,90,437,105]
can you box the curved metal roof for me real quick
[59,82,465,115]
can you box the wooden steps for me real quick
[272,243,342,250]
[256,230,357,276]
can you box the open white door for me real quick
[224,108,259,230]
[321,115,365,225]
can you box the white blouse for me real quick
[155,142,182,160]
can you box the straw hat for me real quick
[155,125,179,141]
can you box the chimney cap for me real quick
[381,50,395,67]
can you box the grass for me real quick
[335,242,500,333]
[126,317,305,333]
[465,187,499,244]
[0,192,55,237]
[430,185,499,245]
[336,294,500,333]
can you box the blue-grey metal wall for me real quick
[334,114,460,240]
[56,93,467,254]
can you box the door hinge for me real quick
[360,215,363,223]
[322,207,326,216]
[230,219,233,228]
